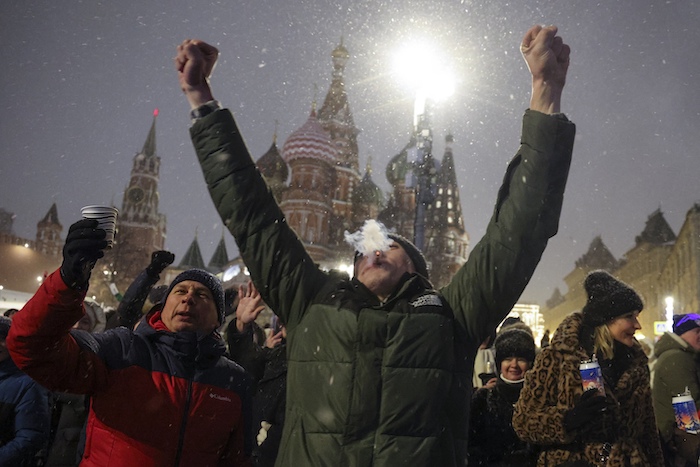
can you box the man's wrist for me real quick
[190,100,222,120]
[530,79,563,114]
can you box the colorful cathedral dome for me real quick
[282,109,338,164]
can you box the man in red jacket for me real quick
[8,219,252,467]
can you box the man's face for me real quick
[680,327,700,351]
[161,280,219,334]
[355,241,416,301]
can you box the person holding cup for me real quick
[653,313,700,466]
[513,270,664,465]
[6,219,253,466]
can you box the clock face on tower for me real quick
[127,187,145,204]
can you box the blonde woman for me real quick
[513,270,663,466]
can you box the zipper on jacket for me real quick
[174,379,194,467]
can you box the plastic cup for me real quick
[673,394,700,434]
[579,360,605,396]
[81,205,119,248]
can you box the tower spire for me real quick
[141,108,158,157]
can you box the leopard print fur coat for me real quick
[512,312,663,466]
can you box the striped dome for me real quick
[282,109,337,164]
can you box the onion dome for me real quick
[281,108,338,164]
[352,160,385,207]
[257,141,288,183]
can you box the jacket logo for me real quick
[210,392,232,402]
[410,294,442,308]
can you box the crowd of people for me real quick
[0,23,698,467]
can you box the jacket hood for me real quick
[654,331,691,358]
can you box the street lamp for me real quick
[665,296,674,333]
[393,40,455,250]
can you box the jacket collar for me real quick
[136,307,226,368]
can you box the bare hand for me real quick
[235,280,265,331]
[265,329,284,349]
[174,39,218,108]
[520,25,570,113]
[484,377,498,389]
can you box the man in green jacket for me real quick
[653,313,700,464]
[175,25,575,466]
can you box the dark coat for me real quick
[468,378,537,466]
[191,108,575,466]
[0,356,51,466]
[8,270,253,467]
[513,312,664,466]
[229,323,287,467]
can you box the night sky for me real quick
[2,1,698,306]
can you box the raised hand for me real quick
[520,25,571,114]
[60,219,108,290]
[174,39,219,108]
[235,280,265,331]
[146,250,175,277]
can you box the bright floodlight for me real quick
[393,40,455,103]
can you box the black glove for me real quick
[563,389,608,432]
[60,219,108,290]
[145,250,175,277]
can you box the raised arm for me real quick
[440,25,575,347]
[175,40,328,328]
[7,220,111,393]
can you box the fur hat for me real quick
[581,270,643,327]
[0,316,11,339]
[673,313,700,336]
[163,269,225,325]
[494,327,536,367]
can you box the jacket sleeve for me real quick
[190,110,328,329]
[512,348,575,445]
[440,110,575,346]
[0,378,51,465]
[106,268,159,330]
[227,321,267,383]
[7,269,111,394]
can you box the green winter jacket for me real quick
[652,331,700,442]
[190,108,575,467]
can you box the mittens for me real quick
[60,219,108,290]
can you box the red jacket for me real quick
[8,270,252,467]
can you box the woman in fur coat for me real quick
[513,270,664,466]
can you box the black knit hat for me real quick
[581,270,643,327]
[673,313,700,336]
[494,327,536,366]
[352,233,429,279]
[163,269,225,325]
[388,233,429,279]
